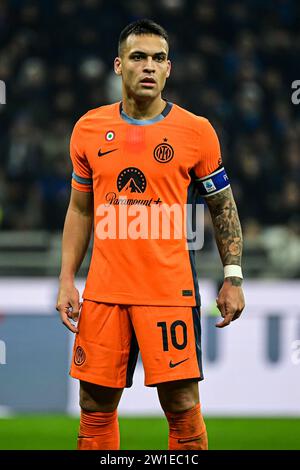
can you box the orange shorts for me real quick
[70,300,203,388]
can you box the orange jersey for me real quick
[70,101,224,306]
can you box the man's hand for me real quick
[215,277,245,328]
[56,281,81,333]
[204,187,245,327]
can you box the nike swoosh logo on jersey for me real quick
[169,358,189,368]
[98,148,118,157]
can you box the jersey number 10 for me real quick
[157,321,188,351]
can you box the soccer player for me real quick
[56,19,245,450]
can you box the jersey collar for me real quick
[119,101,173,125]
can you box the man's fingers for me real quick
[56,304,79,333]
[63,319,78,334]
[216,299,235,317]
[232,310,242,321]
[56,285,81,333]
[69,298,80,320]
[215,300,236,328]
[57,299,80,321]
[216,298,226,317]
[61,311,78,334]
[66,306,79,321]
[215,283,245,328]
[216,305,244,327]
[232,303,245,321]
[216,314,233,328]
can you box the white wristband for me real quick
[224,265,243,279]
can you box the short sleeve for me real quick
[70,121,93,192]
[193,118,230,197]
[193,118,222,179]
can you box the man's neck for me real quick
[121,95,166,120]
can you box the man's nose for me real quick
[143,57,155,73]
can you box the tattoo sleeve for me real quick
[205,187,243,286]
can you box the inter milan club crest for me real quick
[117,167,147,193]
[153,138,174,163]
[74,346,86,366]
[105,130,115,141]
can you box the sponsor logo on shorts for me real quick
[74,346,86,366]
[169,357,189,368]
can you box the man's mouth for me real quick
[140,77,156,86]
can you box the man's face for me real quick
[114,34,171,100]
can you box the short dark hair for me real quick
[118,19,169,56]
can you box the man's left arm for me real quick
[205,186,245,327]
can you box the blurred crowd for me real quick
[0,0,299,269]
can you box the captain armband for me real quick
[195,167,230,197]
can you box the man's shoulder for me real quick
[172,103,210,131]
[74,102,119,130]
[172,102,208,123]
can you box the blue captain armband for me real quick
[195,167,230,197]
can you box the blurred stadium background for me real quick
[0,0,299,450]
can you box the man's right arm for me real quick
[56,188,93,333]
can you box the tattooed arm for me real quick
[205,187,245,327]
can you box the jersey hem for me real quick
[71,181,93,192]
[69,370,129,388]
[146,374,204,387]
[82,290,200,307]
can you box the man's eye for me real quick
[133,55,142,60]
[156,56,164,62]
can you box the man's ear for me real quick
[166,60,171,79]
[114,57,122,75]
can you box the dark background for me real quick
[0,0,299,276]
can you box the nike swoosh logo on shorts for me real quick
[98,148,118,157]
[169,358,189,368]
